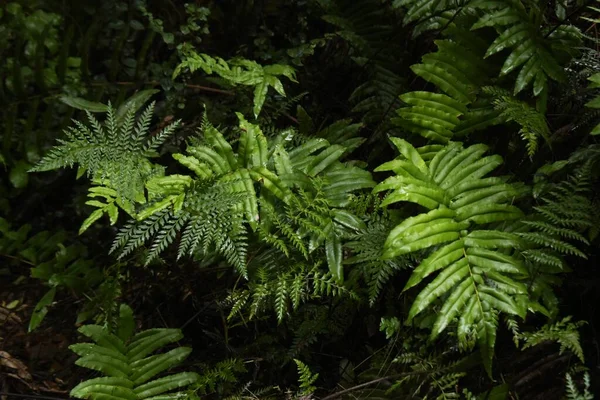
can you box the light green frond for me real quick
[70,311,198,400]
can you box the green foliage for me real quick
[394,0,582,97]
[7,1,600,399]
[472,0,581,96]
[374,139,529,376]
[0,217,102,331]
[519,316,586,362]
[174,51,297,118]
[393,0,468,36]
[566,372,594,400]
[585,72,600,134]
[227,253,358,324]
[193,359,246,396]
[519,168,594,316]
[294,359,319,396]
[379,316,401,339]
[108,111,373,279]
[346,211,411,305]
[31,100,180,232]
[391,30,497,143]
[69,304,200,400]
[482,86,550,157]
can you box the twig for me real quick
[0,254,35,266]
[319,371,423,400]
[0,393,67,400]
[95,80,235,96]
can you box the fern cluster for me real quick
[105,111,373,279]
[30,101,180,232]
[226,251,357,324]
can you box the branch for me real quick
[319,371,424,400]
[0,393,67,400]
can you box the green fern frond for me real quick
[346,213,411,305]
[374,139,530,376]
[392,36,492,142]
[194,359,246,395]
[482,87,550,157]
[472,0,581,96]
[31,101,179,232]
[566,372,594,400]
[519,316,586,363]
[393,0,470,36]
[173,52,296,118]
[294,359,319,395]
[69,305,199,400]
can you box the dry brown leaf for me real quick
[0,350,33,381]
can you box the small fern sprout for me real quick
[294,359,319,397]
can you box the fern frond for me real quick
[173,52,296,118]
[374,139,531,376]
[346,213,411,305]
[482,87,550,157]
[519,316,586,363]
[566,372,594,400]
[31,102,179,231]
[472,0,581,96]
[294,359,319,395]
[70,305,199,400]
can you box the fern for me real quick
[69,304,200,400]
[519,316,586,363]
[392,30,496,143]
[518,168,593,315]
[396,0,582,96]
[31,101,179,232]
[194,359,246,396]
[173,51,297,118]
[566,372,594,400]
[471,0,581,97]
[345,212,412,305]
[294,359,319,396]
[227,252,358,323]
[584,71,600,135]
[109,112,373,278]
[393,0,470,37]
[321,0,407,142]
[482,86,551,157]
[374,139,530,376]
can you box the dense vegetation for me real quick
[1,0,599,399]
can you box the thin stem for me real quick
[0,393,67,400]
[319,371,424,400]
